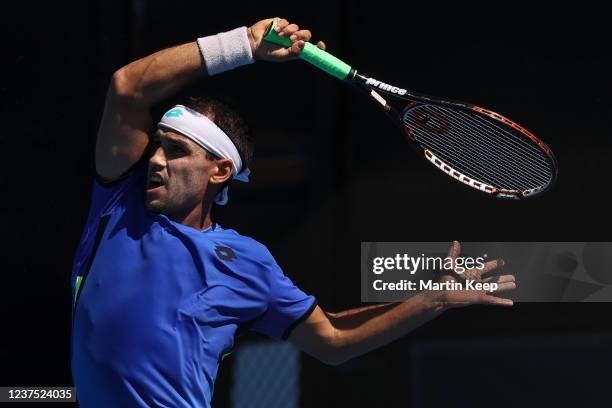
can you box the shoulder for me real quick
[90,155,148,212]
[205,225,277,266]
[199,226,282,295]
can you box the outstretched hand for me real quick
[247,17,326,61]
[431,241,516,309]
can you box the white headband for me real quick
[158,105,250,205]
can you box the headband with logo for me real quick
[158,105,250,205]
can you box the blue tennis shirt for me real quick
[70,161,317,407]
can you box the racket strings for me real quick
[437,107,552,177]
[430,109,551,187]
[420,128,550,191]
[448,119,551,188]
[412,121,547,191]
[403,105,553,191]
[431,106,552,172]
[405,119,540,190]
[417,134,535,191]
[404,111,546,189]
[418,135,539,191]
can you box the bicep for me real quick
[95,71,153,182]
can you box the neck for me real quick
[170,199,214,231]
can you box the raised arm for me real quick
[95,17,324,181]
[96,42,205,181]
[289,242,516,365]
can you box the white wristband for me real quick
[197,26,255,76]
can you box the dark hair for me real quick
[172,95,254,171]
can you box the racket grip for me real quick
[263,21,352,80]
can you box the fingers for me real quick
[290,29,312,42]
[447,240,461,260]
[441,275,516,308]
[274,18,290,33]
[480,258,504,276]
[483,274,515,284]
[272,19,325,52]
[490,281,516,293]
[460,258,505,281]
[287,37,325,56]
[265,19,326,60]
[278,23,300,38]
[484,273,516,293]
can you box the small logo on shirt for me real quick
[215,245,236,261]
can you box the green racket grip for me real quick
[263,21,352,80]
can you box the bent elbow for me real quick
[110,69,130,96]
[314,330,351,366]
[109,68,142,102]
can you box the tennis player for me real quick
[71,17,516,407]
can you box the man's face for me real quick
[145,128,217,217]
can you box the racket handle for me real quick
[263,21,352,80]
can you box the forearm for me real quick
[112,24,256,107]
[327,292,443,364]
[112,42,205,107]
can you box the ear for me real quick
[209,158,234,185]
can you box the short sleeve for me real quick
[250,262,317,341]
[89,156,148,218]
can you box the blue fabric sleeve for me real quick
[90,157,148,217]
[250,259,317,341]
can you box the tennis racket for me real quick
[264,21,557,199]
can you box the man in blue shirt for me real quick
[71,17,516,407]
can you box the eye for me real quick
[170,144,185,154]
[165,142,188,157]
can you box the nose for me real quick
[149,143,166,168]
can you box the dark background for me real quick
[2,1,611,407]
